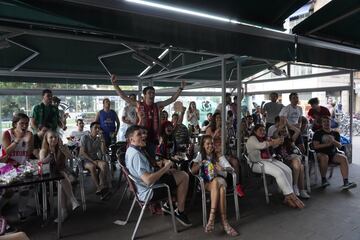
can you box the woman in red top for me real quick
[2,113,33,166]
[1,113,33,221]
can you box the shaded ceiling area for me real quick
[292,0,360,48]
[0,0,359,89]
[115,0,310,30]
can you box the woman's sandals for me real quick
[221,214,239,237]
[284,193,305,209]
[205,208,216,233]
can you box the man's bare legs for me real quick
[171,170,189,212]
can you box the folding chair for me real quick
[243,154,270,204]
[189,160,240,228]
[114,164,177,240]
[59,145,86,211]
[74,157,87,211]
[309,147,339,185]
[115,152,128,212]
[302,153,311,193]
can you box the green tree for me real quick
[1,101,20,120]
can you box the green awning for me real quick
[293,0,360,48]
[134,0,309,30]
[0,0,359,88]
[292,0,360,69]
[0,0,98,30]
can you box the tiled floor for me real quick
[3,138,360,240]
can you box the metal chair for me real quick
[114,163,177,240]
[189,160,240,228]
[309,147,339,185]
[74,157,87,211]
[243,154,270,204]
[58,145,87,212]
[302,153,311,193]
[114,150,128,212]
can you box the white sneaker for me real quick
[54,209,68,223]
[300,190,310,199]
[71,200,80,211]
[293,185,300,196]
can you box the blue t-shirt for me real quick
[99,109,117,134]
[125,146,154,201]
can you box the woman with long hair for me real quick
[186,101,200,134]
[39,130,79,222]
[206,112,221,138]
[273,122,310,199]
[2,113,33,166]
[246,124,305,208]
[191,135,238,236]
[205,112,241,194]
[2,113,34,221]
[157,121,177,159]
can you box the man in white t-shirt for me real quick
[70,119,88,141]
[68,119,89,156]
[118,94,138,141]
[279,92,305,153]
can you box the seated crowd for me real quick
[0,80,357,238]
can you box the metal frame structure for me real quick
[0,3,358,164]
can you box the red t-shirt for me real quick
[308,106,330,131]
[137,102,160,141]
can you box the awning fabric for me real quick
[136,0,310,30]
[293,0,360,48]
[0,0,359,88]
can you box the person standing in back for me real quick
[95,98,120,147]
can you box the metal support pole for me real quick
[138,79,142,101]
[287,63,291,78]
[41,182,47,221]
[236,62,242,160]
[350,72,354,147]
[221,58,226,156]
[57,180,62,239]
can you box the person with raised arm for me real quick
[111,74,185,157]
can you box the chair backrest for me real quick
[118,161,135,192]
[116,146,127,167]
[112,141,127,161]
[242,153,252,165]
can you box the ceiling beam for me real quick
[0,88,223,96]
[241,70,350,85]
